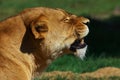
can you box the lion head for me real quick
[21,7,89,61]
[0,7,89,79]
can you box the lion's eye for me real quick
[63,17,70,22]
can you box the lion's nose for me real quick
[73,17,89,39]
[78,16,90,24]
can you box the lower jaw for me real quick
[74,45,87,60]
[69,38,88,60]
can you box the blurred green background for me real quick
[0,0,120,77]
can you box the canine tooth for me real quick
[80,39,84,44]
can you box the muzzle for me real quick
[70,39,86,52]
[70,39,87,60]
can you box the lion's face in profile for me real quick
[0,7,89,79]
[28,8,89,59]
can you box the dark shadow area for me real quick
[20,28,35,53]
[20,27,41,53]
[85,16,120,57]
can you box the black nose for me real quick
[70,39,87,52]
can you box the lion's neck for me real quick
[18,28,51,76]
[31,53,50,77]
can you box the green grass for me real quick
[0,0,120,20]
[46,54,120,73]
[37,54,120,80]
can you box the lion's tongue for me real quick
[70,39,86,52]
[70,39,87,60]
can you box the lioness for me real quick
[0,7,89,80]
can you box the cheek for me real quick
[61,27,76,48]
[44,25,75,50]
[64,37,76,49]
[63,25,74,36]
[44,35,65,52]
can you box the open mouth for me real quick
[69,39,87,60]
[70,39,87,52]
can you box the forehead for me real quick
[43,8,69,20]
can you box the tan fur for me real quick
[0,7,89,80]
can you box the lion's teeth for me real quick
[80,39,84,44]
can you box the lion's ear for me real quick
[31,15,48,39]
